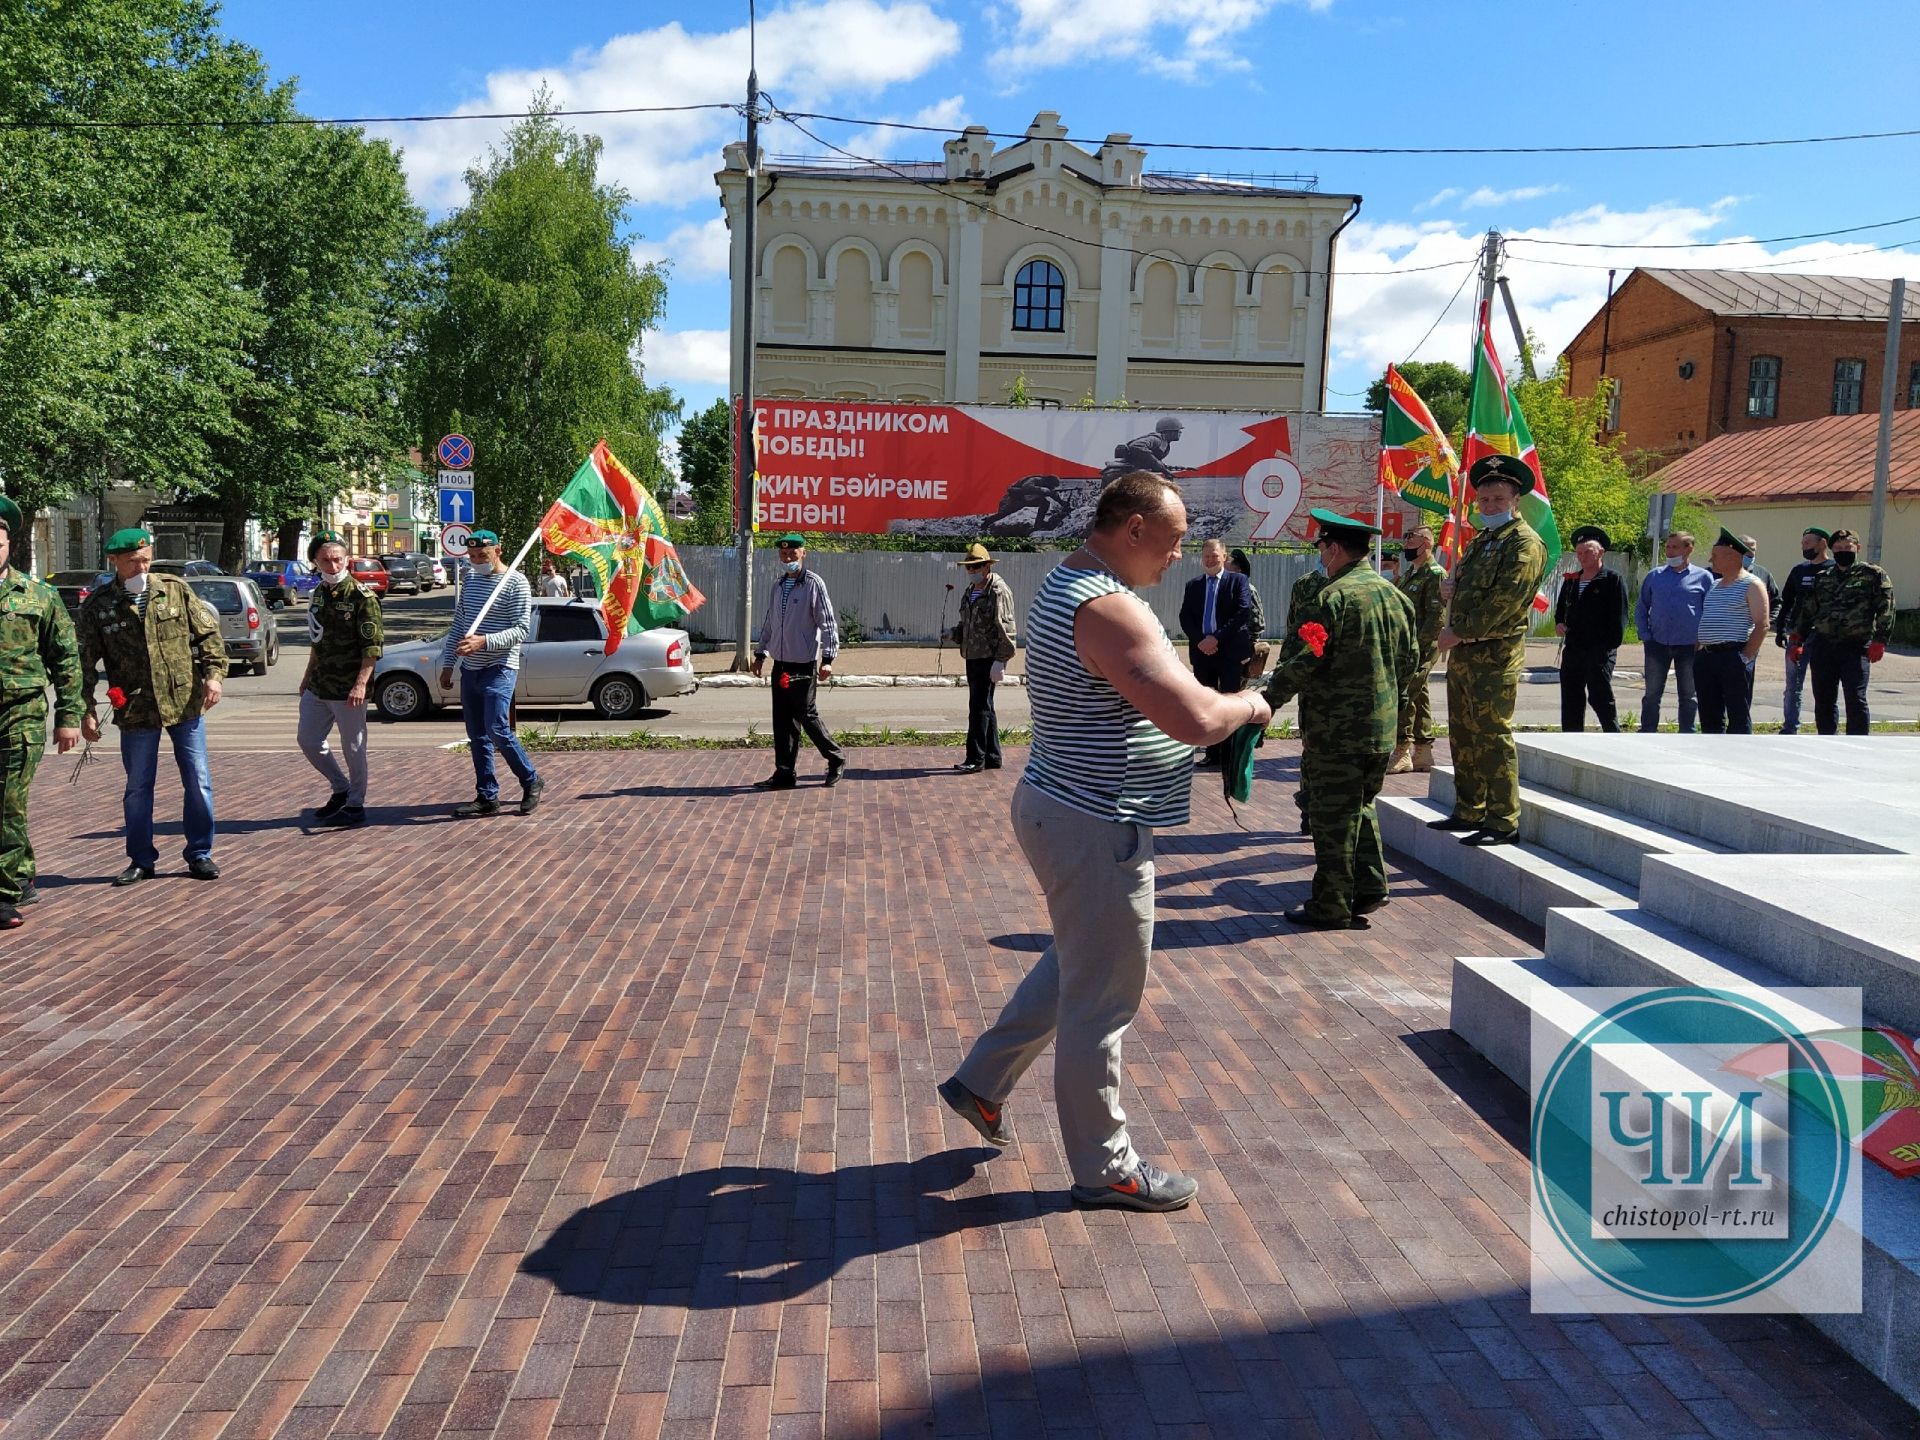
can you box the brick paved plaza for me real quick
[1,745,1914,1439]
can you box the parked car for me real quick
[348,557,390,594]
[241,558,319,608]
[371,598,698,721]
[150,559,225,577]
[426,557,448,586]
[48,570,110,616]
[188,575,278,675]
[379,553,425,595]
[383,551,439,590]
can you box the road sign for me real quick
[372,512,391,531]
[440,522,473,556]
[436,469,473,489]
[438,488,474,525]
[436,434,474,470]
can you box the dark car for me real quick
[48,570,110,616]
[379,554,424,595]
[384,551,439,590]
[150,559,225,578]
[242,559,319,608]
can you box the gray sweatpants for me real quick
[297,690,369,806]
[956,782,1155,1187]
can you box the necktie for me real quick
[1203,574,1218,635]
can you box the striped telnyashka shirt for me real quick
[439,567,533,672]
[1697,575,1759,646]
[1021,562,1195,827]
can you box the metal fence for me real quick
[675,547,1324,646]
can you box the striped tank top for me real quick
[1021,562,1195,826]
[1697,575,1758,645]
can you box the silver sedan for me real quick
[371,598,698,721]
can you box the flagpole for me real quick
[463,522,544,638]
[1452,230,1503,569]
[1372,393,1387,573]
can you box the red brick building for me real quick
[1562,268,1920,469]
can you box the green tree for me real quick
[408,101,679,567]
[1363,360,1471,441]
[674,399,734,546]
[1513,355,1652,555]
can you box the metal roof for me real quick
[1654,409,1920,502]
[1642,268,1920,322]
[762,157,1339,199]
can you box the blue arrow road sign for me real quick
[438,488,474,524]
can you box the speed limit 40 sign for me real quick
[440,522,473,556]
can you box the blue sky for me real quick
[220,0,1920,446]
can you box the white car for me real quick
[371,597,698,721]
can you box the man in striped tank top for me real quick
[939,473,1271,1213]
[1694,529,1769,735]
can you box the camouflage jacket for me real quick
[75,573,227,729]
[1273,571,1329,671]
[1794,561,1895,646]
[950,573,1017,662]
[0,568,84,730]
[1396,558,1447,649]
[1264,560,1418,754]
[1450,517,1546,643]
[306,578,385,700]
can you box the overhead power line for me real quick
[0,101,742,131]
[1506,214,1920,250]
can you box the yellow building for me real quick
[715,112,1360,411]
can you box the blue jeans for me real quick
[119,718,215,867]
[1782,641,1812,734]
[460,663,538,801]
[1640,639,1698,733]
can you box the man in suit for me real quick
[1180,537,1254,767]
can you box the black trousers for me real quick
[1695,648,1753,734]
[1809,634,1871,735]
[1191,648,1241,762]
[1558,646,1620,732]
[770,661,844,775]
[963,657,1002,767]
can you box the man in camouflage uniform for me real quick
[297,531,383,826]
[0,496,85,928]
[1276,562,1330,835]
[1789,526,1896,735]
[1263,510,1418,931]
[1429,456,1547,847]
[75,528,228,885]
[1389,526,1446,774]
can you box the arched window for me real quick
[1140,261,1177,346]
[1013,259,1065,332]
[834,249,873,347]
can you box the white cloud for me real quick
[1414,187,1462,212]
[634,217,733,279]
[1460,183,1565,209]
[843,95,970,160]
[1327,199,1920,399]
[987,0,1329,81]
[384,1,962,212]
[644,329,731,388]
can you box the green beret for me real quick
[105,527,153,555]
[466,529,499,545]
[1308,506,1380,539]
[1802,526,1831,541]
[307,528,347,561]
[0,495,20,533]
[777,532,806,546]
[1468,454,1534,491]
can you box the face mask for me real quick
[1741,555,1753,570]
[122,571,148,594]
[1666,554,1687,570]
[321,567,350,586]
[783,559,802,574]
[1835,550,1857,568]
[1803,547,1820,562]
[1477,509,1510,527]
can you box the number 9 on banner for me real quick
[1241,456,1303,540]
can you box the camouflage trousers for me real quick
[1445,636,1525,832]
[1301,748,1391,922]
[0,703,47,903]
[1396,643,1439,748]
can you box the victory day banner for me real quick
[749,403,1406,544]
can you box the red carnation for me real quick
[107,687,127,709]
[1297,622,1328,658]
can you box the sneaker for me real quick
[937,1076,1011,1148]
[315,791,350,821]
[17,883,39,908]
[319,805,366,828]
[519,776,545,815]
[454,797,501,818]
[1070,1161,1199,1213]
[1462,828,1519,847]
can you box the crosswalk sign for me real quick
[372,512,391,531]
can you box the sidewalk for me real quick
[0,748,1911,1437]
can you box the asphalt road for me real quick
[85,587,1920,752]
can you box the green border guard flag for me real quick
[1377,363,1460,517]
[1462,298,1562,605]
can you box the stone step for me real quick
[1379,795,1638,926]
[1428,766,1727,887]
[1636,854,1920,1037]
[1451,951,1914,1404]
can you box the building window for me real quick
[1605,378,1622,430]
[1012,259,1065,332]
[1746,355,1780,419]
[1832,358,1866,415]
[1909,361,1920,409]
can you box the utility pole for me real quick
[1496,275,1533,380]
[1468,230,1503,375]
[731,1,761,670]
[1867,277,1904,565]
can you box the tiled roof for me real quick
[1654,409,1920,502]
[1642,268,1920,322]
